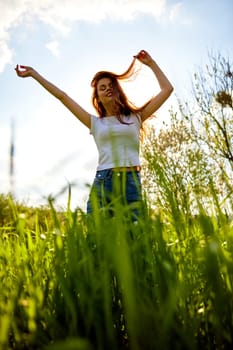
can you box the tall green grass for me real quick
[0,167,233,350]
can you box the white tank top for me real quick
[90,114,141,170]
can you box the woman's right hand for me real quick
[15,65,35,78]
[133,50,154,67]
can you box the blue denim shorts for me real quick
[87,168,142,219]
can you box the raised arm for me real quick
[15,65,91,129]
[134,50,174,122]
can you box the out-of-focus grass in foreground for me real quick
[0,187,232,350]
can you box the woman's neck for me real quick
[104,102,119,116]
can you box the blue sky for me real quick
[0,0,232,210]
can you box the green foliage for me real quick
[187,51,233,168]
[0,179,233,350]
[141,52,233,217]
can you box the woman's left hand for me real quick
[134,50,154,66]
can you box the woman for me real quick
[15,50,173,220]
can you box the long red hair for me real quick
[91,57,150,122]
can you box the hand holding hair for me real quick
[134,50,154,67]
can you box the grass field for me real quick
[0,170,233,350]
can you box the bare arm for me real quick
[134,50,174,122]
[15,65,91,129]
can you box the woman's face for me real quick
[96,77,116,105]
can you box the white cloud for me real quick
[46,40,60,57]
[168,2,193,25]
[34,0,167,23]
[0,40,13,72]
[169,2,182,21]
[0,0,169,72]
